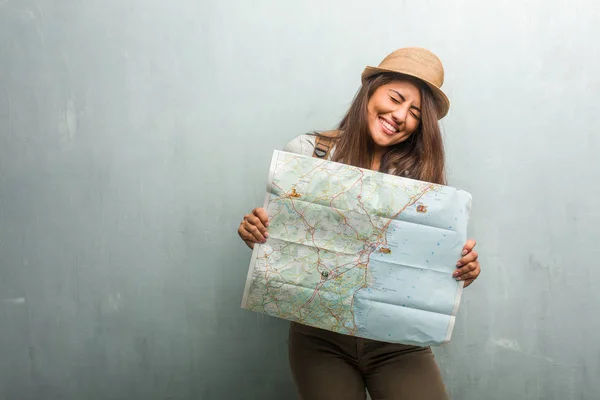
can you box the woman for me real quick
[237,47,481,400]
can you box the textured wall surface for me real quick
[1,0,599,399]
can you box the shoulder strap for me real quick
[312,131,340,159]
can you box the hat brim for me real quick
[361,66,450,119]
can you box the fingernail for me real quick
[453,271,458,277]
[462,249,468,256]
[265,232,269,238]
[456,262,462,267]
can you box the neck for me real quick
[371,145,385,171]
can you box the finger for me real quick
[237,225,256,249]
[246,213,268,235]
[455,264,481,281]
[238,224,259,243]
[242,220,267,243]
[458,267,480,282]
[461,239,477,256]
[253,207,270,228]
[453,261,478,279]
[456,250,478,267]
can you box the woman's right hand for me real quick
[237,207,270,249]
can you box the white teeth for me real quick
[380,118,398,133]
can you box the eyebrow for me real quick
[389,89,421,112]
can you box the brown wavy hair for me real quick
[317,72,446,185]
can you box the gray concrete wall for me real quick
[1,0,598,399]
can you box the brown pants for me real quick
[288,322,449,400]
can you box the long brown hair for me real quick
[318,72,446,185]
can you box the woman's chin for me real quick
[372,131,410,148]
[371,131,396,148]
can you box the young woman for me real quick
[237,47,481,400]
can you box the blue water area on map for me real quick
[351,219,464,346]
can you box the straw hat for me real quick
[361,47,450,119]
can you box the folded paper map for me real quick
[241,150,472,346]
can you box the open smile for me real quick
[379,117,399,135]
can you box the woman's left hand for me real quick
[453,239,481,288]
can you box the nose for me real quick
[391,105,409,125]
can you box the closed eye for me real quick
[389,90,421,119]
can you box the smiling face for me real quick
[366,79,422,150]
